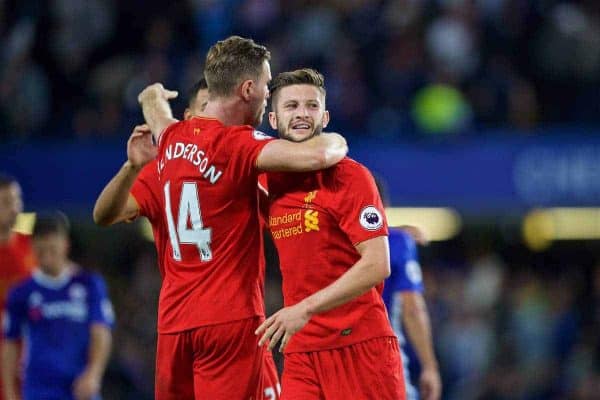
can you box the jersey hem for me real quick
[283,333,398,354]
[157,312,265,334]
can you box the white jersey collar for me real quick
[32,264,76,290]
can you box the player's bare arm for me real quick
[1,339,21,400]
[93,124,156,226]
[256,235,390,351]
[401,291,442,400]
[137,83,179,142]
[72,323,112,400]
[256,132,348,172]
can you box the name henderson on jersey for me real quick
[158,141,223,184]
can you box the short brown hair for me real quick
[32,211,70,238]
[204,36,270,97]
[270,68,326,106]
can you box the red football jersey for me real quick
[155,117,273,333]
[266,158,395,353]
[130,160,169,279]
[0,232,35,310]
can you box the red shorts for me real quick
[281,336,406,400]
[155,316,267,400]
[261,351,281,400]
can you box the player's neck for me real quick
[203,97,250,126]
[39,261,73,278]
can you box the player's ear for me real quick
[268,111,277,130]
[323,110,330,128]
[184,108,192,120]
[240,79,253,102]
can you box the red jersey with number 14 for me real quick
[155,117,273,333]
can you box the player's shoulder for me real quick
[12,231,30,241]
[334,157,369,174]
[71,269,105,287]
[165,117,225,138]
[225,124,273,141]
[330,157,373,186]
[7,276,35,300]
[11,232,32,247]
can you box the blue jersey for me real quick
[382,229,424,328]
[382,229,424,400]
[3,267,114,400]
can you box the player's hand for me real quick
[137,82,178,105]
[72,369,101,400]
[255,302,311,352]
[399,225,429,245]
[127,124,157,169]
[419,366,442,400]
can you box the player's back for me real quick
[156,117,272,333]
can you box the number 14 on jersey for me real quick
[164,181,213,262]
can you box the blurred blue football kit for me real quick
[3,267,114,400]
[382,229,425,400]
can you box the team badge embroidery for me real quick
[359,206,383,231]
[304,190,318,204]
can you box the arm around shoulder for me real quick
[256,132,348,172]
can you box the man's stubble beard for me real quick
[277,118,324,143]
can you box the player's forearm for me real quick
[302,237,390,316]
[85,324,112,379]
[1,341,20,400]
[257,133,348,172]
[402,294,439,370]
[93,161,141,226]
[138,89,177,141]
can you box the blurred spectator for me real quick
[411,84,473,135]
[2,0,597,140]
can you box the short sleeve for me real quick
[130,161,161,222]
[226,127,274,180]
[88,275,115,328]
[389,231,424,293]
[3,288,24,340]
[331,161,388,245]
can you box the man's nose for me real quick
[294,106,309,117]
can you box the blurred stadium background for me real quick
[2,0,600,398]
